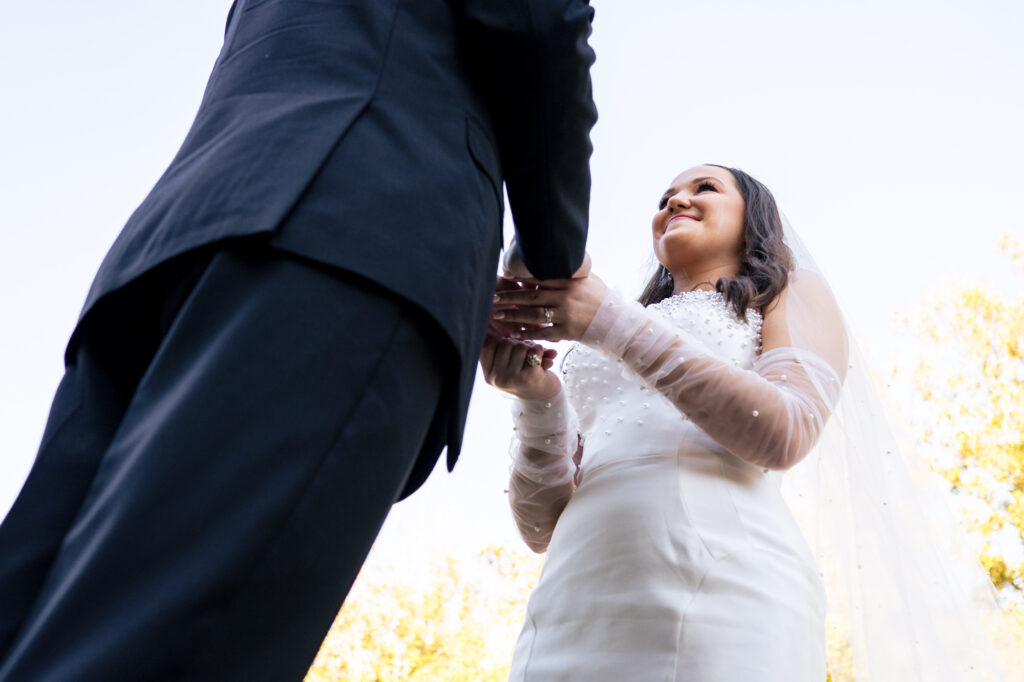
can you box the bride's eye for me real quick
[697,182,717,193]
[658,196,670,210]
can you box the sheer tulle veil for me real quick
[778,217,1024,680]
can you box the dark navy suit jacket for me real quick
[73,0,597,494]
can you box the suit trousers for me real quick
[0,238,450,681]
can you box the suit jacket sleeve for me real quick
[224,0,238,37]
[459,0,597,280]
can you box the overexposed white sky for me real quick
[1,1,1023,572]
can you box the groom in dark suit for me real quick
[0,0,596,679]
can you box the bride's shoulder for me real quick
[761,269,848,371]
[762,269,831,317]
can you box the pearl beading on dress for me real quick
[562,289,763,443]
[647,289,763,362]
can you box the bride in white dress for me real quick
[481,164,1024,681]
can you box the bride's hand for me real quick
[489,277,549,339]
[491,273,608,342]
[480,333,561,401]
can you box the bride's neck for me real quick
[669,262,740,294]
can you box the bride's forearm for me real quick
[581,291,842,470]
[508,390,581,552]
[509,446,577,553]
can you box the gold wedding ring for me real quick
[543,307,555,323]
[526,353,542,367]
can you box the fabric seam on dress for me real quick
[519,611,540,681]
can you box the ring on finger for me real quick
[543,307,555,323]
[526,353,541,367]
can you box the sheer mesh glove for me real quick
[581,286,846,470]
[508,388,581,552]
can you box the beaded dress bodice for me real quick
[562,290,763,473]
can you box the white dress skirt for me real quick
[508,291,828,682]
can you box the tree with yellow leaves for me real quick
[305,547,542,682]
[899,235,1024,603]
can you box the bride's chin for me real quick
[655,241,699,271]
[658,228,698,249]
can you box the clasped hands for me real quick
[480,240,606,402]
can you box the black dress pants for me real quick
[0,239,450,681]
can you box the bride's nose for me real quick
[667,194,690,211]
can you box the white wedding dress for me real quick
[508,290,827,681]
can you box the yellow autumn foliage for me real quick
[305,546,542,682]
[899,234,1024,643]
[902,235,1024,590]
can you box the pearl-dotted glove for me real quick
[581,278,846,470]
[508,389,581,551]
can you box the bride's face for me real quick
[651,165,746,271]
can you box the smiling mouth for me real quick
[667,215,697,227]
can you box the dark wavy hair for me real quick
[637,165,793,320]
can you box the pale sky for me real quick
[1,1,1023,573]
